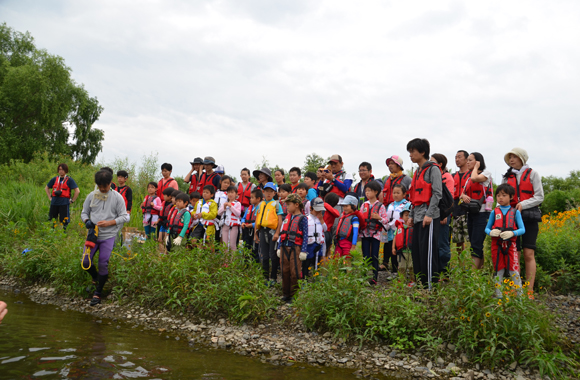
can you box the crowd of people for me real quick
[45,138,544,306]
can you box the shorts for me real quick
[397,249,413,270]
[452,214,469,244]
[516,220,539,251]
[159,226,169,233]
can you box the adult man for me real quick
[317,154,353,202]
[185,157,204,195]
[45,163,80,229]
[381,155,411,206]
[452,150,470,253]
[81,170,130,306]
[199,157,221,192]
[353,162,383,206]
[156,163,179,199]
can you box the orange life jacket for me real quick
[52,176,71,198]
[237,182,253,208]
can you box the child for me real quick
[214,175,232,242]
[360,181,389,284]
[241,188,263,262]
[254,182,284,285]
[157,187,177,252]
[141,182,162,239]
[278,184,291,219]
[277,194,308,302]
[304,197,326,277]
[218,186,242,251]
[303,172,319,201]
[116,170,133,217]
[191,185,219,244]
[323,192,340,254]
[289,167,302,193]
[237,168,256,214]
[334,195,360,258]
[188,192,201,212]
[485,184,525,298]
[392,204,415,283]
[167,192,192,251]
[295,183,311,215]
[382,184,411,273]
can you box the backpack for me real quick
[439,176,454,219]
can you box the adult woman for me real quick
[502,148,544,298]
[253,167,273,189]
[431,153,455,274]
[44,163,80,229]
[459,152,492,269]
[274,169,286,187]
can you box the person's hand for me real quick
[500,231,515,240]
[490,229,501,237]
[440,217,447,225]
[371,212,381,220]
[407,218,414,227]
[48,196,52,202]
[324,168,333,181]
[97,220,116,227]
[392,249,397,256]
[277,249,281,258]
[85,220,96,229]
[474,161,481,170]
[254,234,259,243]
[152,220,158,226]
[516,203,522,212]
[423,216,432,227]
[194,213,202,219]
[299,252,307,261]
[173,236,183,246]
[460,194,471,203]
[0,301,7,324]
[273,232,279,241]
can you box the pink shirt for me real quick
[442,172,455,195]
[359,200,389,240]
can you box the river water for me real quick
[0,290,380,379]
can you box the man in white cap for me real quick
[502,147,544,298]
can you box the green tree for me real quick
[0,23,104,165]
[302,153,327,175]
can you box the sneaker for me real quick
[90,295,101,306]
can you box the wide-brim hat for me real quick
[504,147,529,166]
[386,155,404,170]
[253,167,273,182]
[190,157,203,165]
[203,156,217,168]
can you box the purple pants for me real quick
[83,237,115,275]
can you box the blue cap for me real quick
[263,182,277,192]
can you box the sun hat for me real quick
[263,182,277,192]
[504,147,529,166]
[203,156,217,168]
[311,197,325,211]
[338,194,359,208]
[386,155,404,169]
[253,167,273,182]
[190,157,203,165]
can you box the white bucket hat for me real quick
[504,147,529,166]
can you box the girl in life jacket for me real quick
[381,184,411,272]
[485,184,526,298]
[141,182,162,239]
[218,186,242,251]
[359,181,389,284]
[214,176,232,243]
[334,195,360,258]
[392,204,415,283]
[303,197,327,277]
[276,194,309,302]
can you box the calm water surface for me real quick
[0,290,383,379]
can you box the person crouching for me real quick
[277,194,308,303]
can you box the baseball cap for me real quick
[328,154,342,164]
[338,194,358,208]
[263,182,277,192]
[311,197,325,211]
[386,155,404,169]
[215,165,225,174]
[285,193,302,205]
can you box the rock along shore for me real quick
[2,276,573,380]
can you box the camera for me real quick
[54,190,62,197]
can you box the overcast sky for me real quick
[2,0,579,181]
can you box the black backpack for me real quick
[439,177,454,219]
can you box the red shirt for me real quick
[323,202,340,228]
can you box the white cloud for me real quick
[2,0,580,182]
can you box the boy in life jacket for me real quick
[116,170,133,218]
[141,182,162,239]
[392,204,414,283]
[191,185,219,246]
[254,182,284,286]
[289,167,302,193]
[157,187,177,253]
[323,193,340,254]
[218,186,242,251]
[278,184,291,219]
[166,193,192,251]
[45,163,80,229]
[360,181,389,284]
[241,188,263,262]
[334,195,360,258]
[485,184,526,298]
[295,183,311,215]
[188,192,201,213]
[276,194,308,302]
[303,197,326,277]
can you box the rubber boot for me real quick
[95,274,109,296]
[85,265,98,293]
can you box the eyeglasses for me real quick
[358,170,369,173]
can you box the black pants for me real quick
[259,228,279,281]
[242,227,259,263]
[411,218,440,289]
[49,204,70,229]
[361,237,380,281]
[382,240,397,272]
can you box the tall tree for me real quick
[302,153,328,175]
[0,23,104,164]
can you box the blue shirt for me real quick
[485,206,525,236]
[47,176,78,206]
[306,188,318,202]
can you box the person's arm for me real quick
[273,215,283,240]
[514,210,526,236]
[184,167,194,183]
[153,197,163,211]
[169,180,179,190]
[300,216,309,253]
[484,211,495,235]
[333,178,351,194]
[81,194,92,223]
[351,216,359,246]
[520,170,544,210]
[324,202,340,218]
[45,178,55,201]
[72,188,80,203]
[470,164,489,183]
[425,167,442,219]
[178,212,191,238]
[125,187,133,212]
[0,301,7,324]
[378,204,389,228]
[232,202,242,217]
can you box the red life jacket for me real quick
[409,163,441,207]
[361,201,384,233]
[141,195,159,215]
[52,176,71,198]
[382,175,406,206]
[490,207,518,271]
[322,170,347,198]
[280,200,288,218]
[505,168,535,207]
[453,171,471,200]
[169,209,192,235]
[353,175,375,198]
[463,179,486,201]
[336,213,356,240]
[245,204,257,224]
[394,220,413,251]
[116,186,129,210]
[291,184,299,194]
[159,202,175,227]
[237,182,253,208]
[280,214,305,246]
[157,178,176,199]
[188,174,200,195]
[200,172,218,193]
